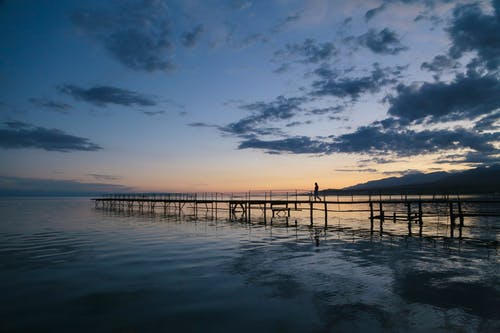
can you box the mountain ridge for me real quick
[324,165,500,194]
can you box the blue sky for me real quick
[0,0,499,193]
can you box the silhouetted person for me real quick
[314,182,321,201]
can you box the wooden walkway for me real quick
[92,193,500,238]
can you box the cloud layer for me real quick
[71,0,173,72]
[59,85,156,107]
[0,121,102,152]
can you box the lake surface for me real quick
[0,197,498,332]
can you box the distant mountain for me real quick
[332,165,500,194]
[344,171,448,191]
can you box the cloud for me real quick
[271,12,301,33]
[230,0,252,10]
[420,54,460,74]
[0,121,102,152]
[29,98,72,113]
[87,173,121,181]
[306,105,345,116]
[311,63,406,99]
[238,136,329,154]
[357,28,408,55]
[235,119,498,161]
[59,85,156,107]
[274,38,338,64]
[365,4,387,21]
[273,63,291,74]
[448,1,500,70]
[220,95,307,137]
[437,150,500,166]
[71,0,173,72]
[331,125,498,157]
[0,176,130,195]
[187,122,218,128]
[182,24,204,48]
[142,110,166,116]
[381,169,422,176]
[473,111,500,132]
[387,74,500,124]
[336,168,378,173]
[3,120,29,129]
[358,157,398,167]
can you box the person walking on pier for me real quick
[314,182,322,201]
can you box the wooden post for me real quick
[324,201,328,227]
[418,201,423,226]
[407,203,412,236]
[458,200,464,238]
[449,202,455,237]
[379,202,384,225]
[406,202,411,222]
[310,202,313,226]
[194,194,198,219]
[263,202,267,224]
[247,202,251,222]
[369,201,374,231]
[215,193,218,220]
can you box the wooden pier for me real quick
[92,192,500,239]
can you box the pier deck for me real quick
[92,192,500,239]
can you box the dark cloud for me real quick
[414,12,443,26]
[182,25,204,48]
[3,120,29,129]
[273,63,291,74]
[87,173,121,181]
[275,39,338,64]
[0,121,102,152]
[306,105,345,116]
[0,176,130,195]
[381,169,421,176]
[238,136,329,154]
[220,95,307,137]
[387,74,500,124]
[142,110,165,116]
[421,55,460,74]
[448,1,500,70]
[312,63,406,99]
[357,28,408,55]
[29,98,72,113]
[359,157,397,166]
[473,112,499,132]
[437,150,500,166]
[236,120,498,160]
[365,0,452,23]
[460,151,500,165]
[59,85,156,107]
[331,125,498,157]
[365,4,386,21]
[336,168,378,173]
[71,0,173,72]
[187,122,218,128]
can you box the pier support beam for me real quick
[369,202,374,231]
[310,202,313,226]
[324,202,328,227]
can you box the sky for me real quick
[0,0,499,193]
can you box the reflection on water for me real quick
[0,197,498,332]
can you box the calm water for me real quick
[0,197,498,332]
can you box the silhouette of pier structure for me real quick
[92,192,500,238]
